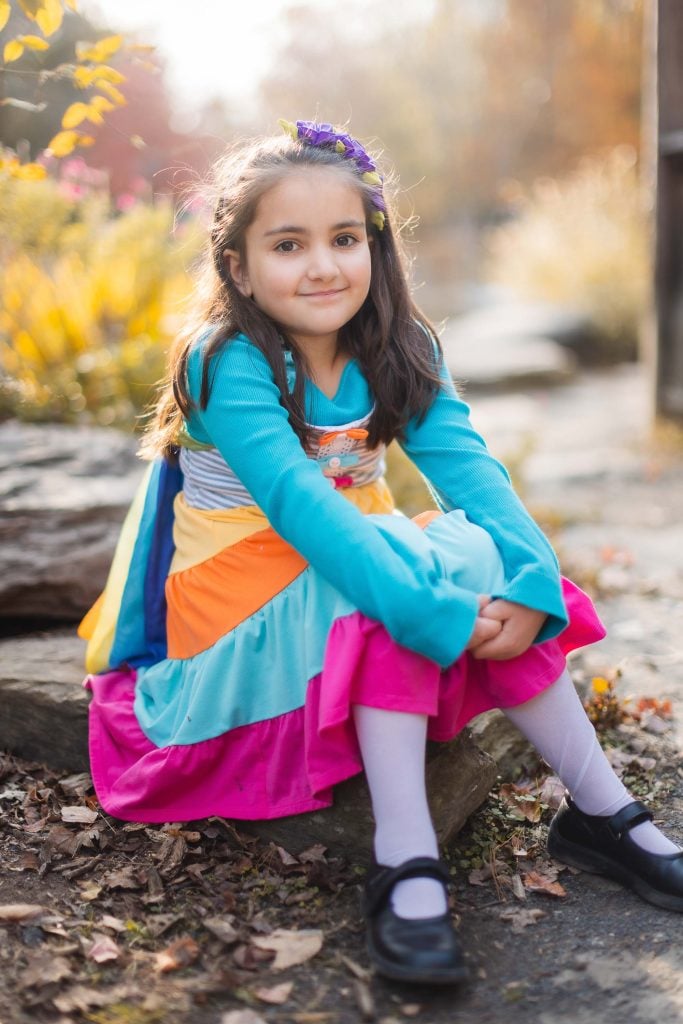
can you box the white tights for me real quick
[354,669,679,920]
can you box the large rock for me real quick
[0,630,516,853]
[441,299,587,392]
[0,421,143,621]
[0,631,89,772]
[244,732,497,856]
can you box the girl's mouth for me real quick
[301,289,345,298]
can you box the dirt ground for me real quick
[1,716,681,1024]
[2,365,683,1024]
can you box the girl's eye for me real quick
[274,240,300,253]
[335,234,358,248]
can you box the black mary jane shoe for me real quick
[363,856,469,985]
[548,796,683,912]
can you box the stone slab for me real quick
[0,421,143,621]
[243,730,497,857]
[443,331,576,391]
[0,631,89,772]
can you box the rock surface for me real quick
[441,299,584,390]
[0,421,142,621]
[245,731,498,856]
[0,631,89,772]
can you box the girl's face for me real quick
[225,168,372,355]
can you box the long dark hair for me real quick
[140,129,444,460]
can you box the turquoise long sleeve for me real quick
[185,335,480,666]
[400,361,568,641]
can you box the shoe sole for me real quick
[367,938,470,985]
[548,828,683,913]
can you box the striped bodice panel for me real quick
[179,412,387,511]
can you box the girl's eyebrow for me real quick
[263,219,366,237]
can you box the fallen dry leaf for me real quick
[634,696,673,720]
[233,943,274,970]
[0,903,46,922]
[499,783,543,822]
[500,907,546,933]
[86,933,122,963]
[252,928,323,970]
[0,785,26,802]
[253,980,294,1004]
[78,882,102,902]
[203,916,240,945]
[99,914,126,932]
[7,851,40,873]
[299,843,328,864]
[468,864,493,886]
[154,834,188,876]
[468,859,508,887]
[537,774,566,810]
[61,805,99,824]
[522,870,568,899]
[23,817,49,834]
[275,845,299,866]
[155,936,200,973]
[220,1010,268,1024]
[101,865,140,890]
[18,953,73,990]
[59,772,93,797]
[53,984,136,1014]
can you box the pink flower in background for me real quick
[49,156,111,202]
[58,181,86,201]
[116,192,137,212]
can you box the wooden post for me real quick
[653,0,683,420]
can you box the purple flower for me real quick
[287,120,386,227]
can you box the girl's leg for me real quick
[503,669,679,854]
[353,705,448,918]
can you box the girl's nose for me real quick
[306,247,338,280]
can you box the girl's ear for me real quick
[223,249,252,297]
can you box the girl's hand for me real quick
[468,599,547,661]
[465,595,503,650]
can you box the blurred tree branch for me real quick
[1,0,154,178]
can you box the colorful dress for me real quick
[81,332,605,823]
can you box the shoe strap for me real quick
[604,800,653,841]
[364,856,450,917]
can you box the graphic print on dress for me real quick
[305,412,386,491]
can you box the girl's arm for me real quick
[185,334,480,666]
[399,359,568,643]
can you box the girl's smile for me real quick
[224,168,372,361]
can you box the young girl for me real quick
[80,119,683,985]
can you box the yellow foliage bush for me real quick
[0,176,203,426]
[485,147,650,361]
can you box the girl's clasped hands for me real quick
[467,596,547,660]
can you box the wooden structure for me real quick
[653,0,683,420]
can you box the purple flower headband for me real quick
[278,119,386,231]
